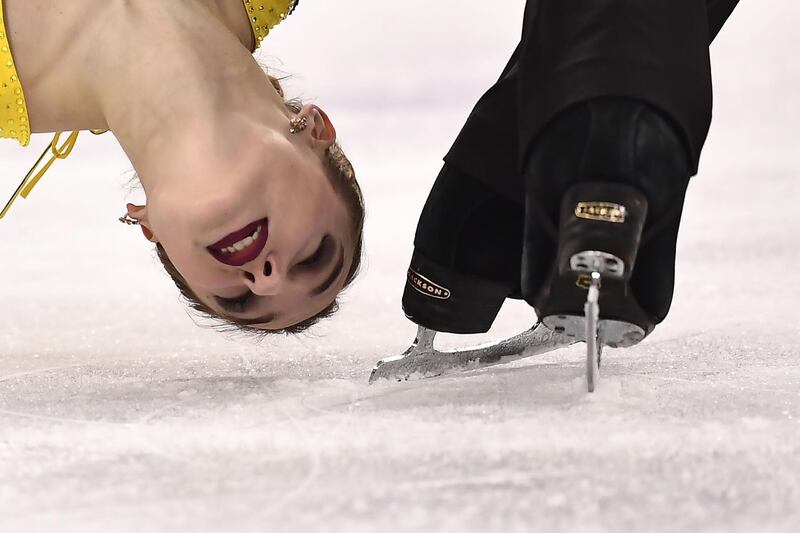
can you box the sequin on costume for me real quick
[0,0,30,146]
[242,0,299,48]
[1,0,299,220]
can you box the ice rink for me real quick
[1,1,799,531]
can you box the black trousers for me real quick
[444,0,740,203]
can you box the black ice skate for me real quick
[370,165,575,383]
[522,98,693,391]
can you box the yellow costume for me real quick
[244,0,299,49]
[0,0,30,146]
[1,0,298,219]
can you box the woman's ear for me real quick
[126,203,158,243]
[301,104,337,152]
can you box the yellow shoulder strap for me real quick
[1,129,106,220]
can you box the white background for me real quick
[1,1,799,531]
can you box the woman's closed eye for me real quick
[216,292,252,313]
[296,234,333,270]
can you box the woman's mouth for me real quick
[207,218,269,267]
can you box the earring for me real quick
[289,115,308,134]
[118,214,140,226]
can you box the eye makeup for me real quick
[296,234,333,269]
[216,292,252,313]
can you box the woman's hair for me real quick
[155,73,365,336]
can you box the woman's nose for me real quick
[241,254,284,296]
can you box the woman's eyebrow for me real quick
[310,245,345,296]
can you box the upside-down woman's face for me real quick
[129,107,355,330]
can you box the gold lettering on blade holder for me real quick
[407,269,451,300]
[575,202,627,223]
[576,273,601,290]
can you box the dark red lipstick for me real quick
[207,218,268,267]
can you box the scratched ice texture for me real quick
[1,1,799,532]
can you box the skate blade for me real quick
[369,322,576,383]
[541,315,645,348]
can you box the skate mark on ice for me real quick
[0,360,157,426]
[0,361,268,470]
[624,372,800,397]
[134,400,186,424]
[235,352,327,519]
[0,406,136,426]
[0,362,91,383]
[298,385,365,416]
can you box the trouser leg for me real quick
[445,0,740,201]
[516,0,715,171]
[518,1,721,326]
[402,49,525,334]
[403,0,741,333]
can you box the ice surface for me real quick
[1,1,799,532]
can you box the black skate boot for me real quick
[522,98,692,390]
[403,164,522,335]
[371,164,574,382]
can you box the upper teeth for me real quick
[221,226,261,255]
